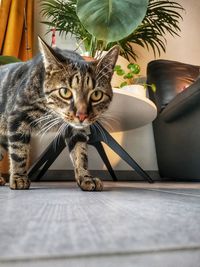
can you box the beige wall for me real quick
[32,0,200,171]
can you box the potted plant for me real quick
[40,0,184,60]
[113,62,156,97]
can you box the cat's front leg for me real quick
[69,133,103,191]
[8,115,31,190]
[0,141,7,186]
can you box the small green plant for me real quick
[114,63,156,92]
[0,56,21,65]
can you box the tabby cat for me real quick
[0,37,119,191]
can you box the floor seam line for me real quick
[1,245,200,263]
[141,188,200,198]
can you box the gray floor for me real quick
[0,181,200,267]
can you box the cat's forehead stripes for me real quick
[84,73,94,90]
[71,73,81,89]
[70,72,94,92]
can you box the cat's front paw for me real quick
[10,176,31,190]
[0,177,6,186]
[79,177,103,191]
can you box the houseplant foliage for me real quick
[76,0,148,43]
[0,55,21,65]
[114,63,156,92]
[40,0,184,60]
[114,63,142,88]
[109,0,184,59]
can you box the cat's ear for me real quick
[96,46,120,81]
[38,36,62,70]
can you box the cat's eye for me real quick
[90,90,103,102]
[59,88,72,100]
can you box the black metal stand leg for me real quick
[103,132,153,183]
[28,136,66,180]
[35,139,66,181]
[90,123,154,183]
[92,142,117,181]
[28,143,54,180]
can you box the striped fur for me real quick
[0,38,119,191]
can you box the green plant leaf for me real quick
[104,0,184,60]
[143,84,147,89]
[76,0,148,42]
[144,83,156,92]
[114,65,122,71]
[151,83,156,92]
[0,56,21,65]
[116,69,125,76]
[124,73,134,79]
[120,81,128,88]
[128,63,140,74]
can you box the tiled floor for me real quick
[0,181,200,267]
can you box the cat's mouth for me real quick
[67,120,91,129]
[63,114,97,129]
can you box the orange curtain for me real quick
[0,0,34,174]
[0,0,34,60]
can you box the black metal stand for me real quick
[28,123,153,183]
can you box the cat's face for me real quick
[39,38,119,129]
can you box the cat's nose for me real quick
[76,112,88,122]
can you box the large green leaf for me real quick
[76,0,148,42]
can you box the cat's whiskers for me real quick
[40,117,62,131]
[96,61,112,79]
[100,112,119,122]
[40,117,61,129]
[96,62,113,81]
[97,118,113,132]
[97,112,120,132]
[32,118,59,134]
[29,110,55,124]
[39,123,61,140]
[38,121,59,137]
[53,122,69,151]
[29,114,54,127]
[38,119,62,139]
[55,125,64,151]
[94,122,108,143]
